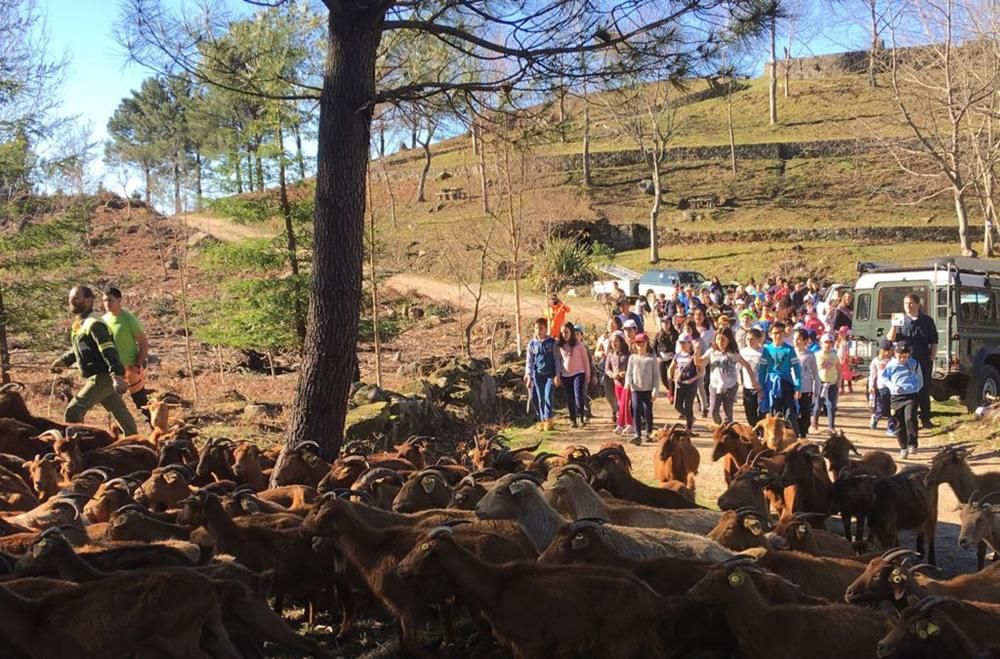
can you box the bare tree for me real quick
[602,78,677,263]
[120,0,768,457]
[879,0,1000,256]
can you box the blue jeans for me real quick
[813,384,839,430]
[632,390,653,436]
[563,372,587,421]
[531,375,554,421]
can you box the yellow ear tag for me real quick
[917,628,928,639]
[420,543,429,550]
[728,571,745,586]
[890,568,904,584]
[744,518,762,536]
[926,622,940,637]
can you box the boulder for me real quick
[351,383,392,407]
[638,179,656,195]
[243,404,268,419]
[344,402,390,441]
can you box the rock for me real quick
[498,350,520,365]
[436,171,453,181]
[638,179,656,195]
[344,402,390,441]
[407,307,425,320]
[167,257,180,270]
[243,404,268,419]
[565,288,579,297]
[187,231,216,248]
[352,383,391,407]
[125,225,139,235]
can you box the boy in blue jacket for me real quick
[757,322,802,424]
[524,317,557,431]
[879,341,924,458]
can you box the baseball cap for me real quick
[878,339,893,351]
[718,315,731,326]
[738,309,755,320]
[634,333,648,343]
[793,321,806,330]
[678,334,692,344]
[622,319,638,330]
[894,340,912,353]
[821,333,835,343]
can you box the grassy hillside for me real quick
[202,71,973,286]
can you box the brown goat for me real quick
[821,430,896,479]
[232,442,268,491]
[0,419,53,461]
[270,441,331,487]
[0,461,39,512]
[957,490,1000,569]
[397,526,669,659]
[711,421,764,485]
[256,485,319,511]
[770,512,857,557]
[83,478,136,523]
[0,385,114,451]
[867,466,938,564]
[778,442,833,527]
[754,414,797,452]
[392,468,452,513]
[133,465,195,511]
[653,424,700,492]
[744,547,868,601]
[52,436,157,480]
[706,507,772,551]
[589,446,701,510]
[926,445,1000,507]
[846,548,1000,608]
[877,596,988,659]
[687,557,892,659]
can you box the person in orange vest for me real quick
[545,294,571,339]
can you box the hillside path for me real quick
[175,213,271,242]
[384,272,611,329]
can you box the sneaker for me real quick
[908,445,918,455]
[701,408,709,418]
[613,425,623,434]
[886,428,897,438]
[869,415,878,431]
[581,416,588,426]
[900,448,909,459]
[571,420,579,429]
[631,435,642,446]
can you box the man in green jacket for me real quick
[50,286,138,436]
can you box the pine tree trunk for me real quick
[195,152,203,210]
[246,148,255,192]
[728,91,738,175]
[173,156,181,215]
[284,11,382,458]
[769,17,778,126]
[0,287,10,384]
[415,135,432,203]
[234,151,243,194]
[583,102,593,187]
[255,147,264,191]
[277,120,306,344]
[868,2,879,88]
[294,123,307,182]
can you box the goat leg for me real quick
[979,540,988,571]
[335,581,355,642]
[399,617,436,659]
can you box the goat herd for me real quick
[0,381,999,658]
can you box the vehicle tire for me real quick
[967,365,1000,411]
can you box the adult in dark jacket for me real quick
[887,293,939,428]
[652,315,680,395]
[51,286,137,435]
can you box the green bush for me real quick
[195,275,307,352]
[530,237,601,293]
[198,240,286,273]
[207,196,276,225]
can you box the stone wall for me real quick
[657,225,984,245]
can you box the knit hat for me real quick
[634,333,648,343]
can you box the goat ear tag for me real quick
[925,622,939,637]
[795,524,807,539]
[890,568,904,583]
[420,477,436,494]
[420,543,429,551]
[743,518,762,536]
[728,571,745,586]
[570,533,588,550]
[164,472,179,484]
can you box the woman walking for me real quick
[555,322,591,428]
[668,335,703,433]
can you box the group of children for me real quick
[527,288,928,455]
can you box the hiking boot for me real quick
[571,419,579,429]
[631,435,642,446]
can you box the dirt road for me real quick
[384,272,611,328]
[176,213,271,242]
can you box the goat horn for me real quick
[38,526,66,539]
[112,504,146,516]
[471,468,499,481]
[881,548,921,563]
[457,475,476,489]
[916,596,961,612]
[531,452,559,465]
[509,471,545,486]
[427,526,455,539]
[568,518,609,530]
[975,491,1000,506]
[36,429,64,442]
[295,440,321,452]
[340,489,374,503]
[0,382,25,393]
[722,554,759,566]
[76,468,111,482]
[907,563,942,574]
[559,463,594,482]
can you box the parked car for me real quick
[638,268,707,300]
[850,257,1000,410]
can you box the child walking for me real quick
[880,341,924,458]
[757,322,802,421]
[625,333,659,445]
[739,328,764,425]
[555,322,591,428]
[668,335,702,433]
[605,333,632,435]
[814,334,841,431]
[793,329,819,438]
[837,327,855,393]
[694,327,759,425]
[524,317,557,431]
[868,339,897,436]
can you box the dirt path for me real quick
[176,213,271,242]
[384,273,611,328]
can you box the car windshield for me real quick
[679,272,705,284]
